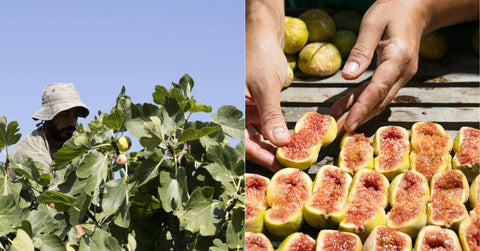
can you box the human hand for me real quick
[332,0,427,132]
[245,0,289,172]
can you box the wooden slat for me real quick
[282,106,480,123]
[281,86,480,104]
[292,70,480,85]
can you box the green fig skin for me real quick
[277,232,315,251]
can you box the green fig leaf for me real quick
[178,187,224,236]
[210,105,244,141]
[0,116,21,148]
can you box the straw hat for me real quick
[32,83,89,121]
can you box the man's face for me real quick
[45,107,80,143]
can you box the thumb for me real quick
[257,93,291,147]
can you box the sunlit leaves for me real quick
[0,116,21,148]
[0,75,244,250]
[211,105,244,140]
[37,191,76,212]
[177,187,224,236]
[158,167,187,212]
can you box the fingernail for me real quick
[273,126,289,143]
[350,121,359,131]
[343,61,359,75]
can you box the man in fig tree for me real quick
[11,83,89,170]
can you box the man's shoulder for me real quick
[12,127,48,156]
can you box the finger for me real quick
[344,57,403,131]
[255,91,291,147]
[342,16,386,80]
[335,111,347,139]
[246,129,283,173]
[331,80,369,117]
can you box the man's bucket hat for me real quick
[32,83,89,121]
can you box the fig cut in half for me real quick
[277,232,315,251]
[338,132,374,175]
[373,126,410,180]
[276,112,337,170]
[471,175,480,216]
[414,225,462,251]
[427,170,469,229]
[363,226,412,251]
[303,165,352,229]
[458,216,480,251]
[339,169,389,240]
[453,127,480,183]
[264,168,312,237]
[410,122,453,181]
[245,232,274,251]
[316,230,362,251]
[245,173,270,233]
[387,170,429,238]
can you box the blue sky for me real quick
[0,1,244,147]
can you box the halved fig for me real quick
[373,126,410,180]
[277,232,315,251]
[245,173,270,233]
[363,226,412,251]
[427,170,469,229]
[410,122,453,181]
[339,169,389,240]
[264,168,312,237]
[276,112,337,170]
[338,132,374,175]
[387,170,429,238]
[245,232,274,251]
[459,216,480,251]
[453,127,480,183]
[303,165,352,229]
[471,175,480,216]
[414,225,462,251]
[316,230,362,251]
